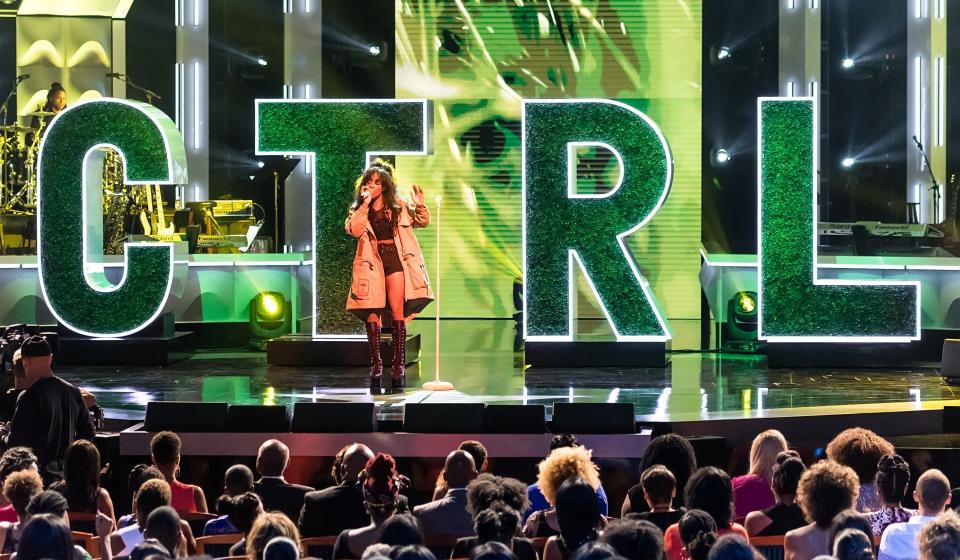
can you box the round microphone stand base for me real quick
[422,380,454,391]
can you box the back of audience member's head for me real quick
[706,534,762,560]
[748,430,789,483]
[467,474,530,515]
[16,513,75,560]
[247,511,300,560]
[379,513,423,547]
[772,452,805,499]
[362,453,403,516]
[572,542,621,560]
[136,478,173,525]
[833,529,875,560]
[550,433,581,452]
[257,440,290,478]
[797,460,860,527]
[391,544,437,560]
[26,490,68,519]
[916,469,952,514]
[144,506,182,557]
[828,510,872,552]
[599,518,664,560]
[264,536,300,560]
[217,464,256,515]
[4,469,42,517]
[826,428,895,485]
[471,541,517,560]
[875,454,910,506]
[461,440,489,472]
[332,445,350,485]
[641,434,698,506]
[919,510,960,560]
[537,446,601,507]
[0,447,37,486]
[62,439,102,511]
[556,477,602,551]
[129,464,164,495]
[229,491,264,535]
[679,510,718,560]
[684,467,734,529]
[362,543,393,560]
[150,431,182,469]
[130,538,172,560]
[640,465,676,508]
[475,502,521,545]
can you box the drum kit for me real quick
[0,109,53,214]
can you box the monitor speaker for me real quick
[550,403,636,434]
[291,402,377,433]
[227,405,290,432]
[144,402,229,432]
[404,403,486,433]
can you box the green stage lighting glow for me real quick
[256,292,284,321]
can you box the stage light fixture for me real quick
[257,57,268,67]
[726,290,759,346]
[368,45,381,56]
[250,292,291,344]
[714,148,731,165]
[717,47,732,61]
[257,161,265,168]
[842,57,855,69]
[841,157,855,168]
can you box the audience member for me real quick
[15,512,86,560]
[827,510,873,553]
[264,536,300,560]
[143,506,183,558]
[918,510,960,560]
[706,534,763,560]
[392,544,437,560]
[467,474,530,517]
[300,442,374,537]
[832,528,875,560]
[678,510,719,560]
[784,460,859,560]
[362,542,393,560]
[542,477,605,560]
[118,464,164,529]
[472,540,519,560]
[570,542,620,560]
[524,445,603,537]
[0,447,37,523]
[205,464,255,535]
[254,440,314,522]
[332,453,406,559]
[227,492,265,557]
[378,513,423,547]
[745,451,806,536]
[1,336,95,484]
[25,489,68,519]
[130,538,172,560]
[49,439,115,521]
[0,469,42,552]
[865,454,916,536]
[433,440,489,500]
[244,511,300,560]
[150,431,207,513]
[826,428,895,512]
[107,478,174,558]
[732,430,788,521]
[454,502,535,560]
[600,518,664,560]
[625,464,683,533]
[665,467,748,560]
[623,434,698,516]
[527,435,608,520]
[879,468,952,560]
[414,449,478,537]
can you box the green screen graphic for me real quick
[256,100,431,337]
[396,1,701,325]
[757,98,920,342]
[523,100,671,340]
[37,99,187,337]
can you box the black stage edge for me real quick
[267,334,421,366]
[56,314,196,366]
[766,341,916,368]
[524,341,670,367]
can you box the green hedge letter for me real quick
[38,99,186,337]
[757,98,919,341]
[256,100,430,337]
[523,100,672,341]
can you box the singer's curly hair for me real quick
[352,158,399,212]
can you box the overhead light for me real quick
[257,57,268,67]
[257,161,265,168]
[842,57,855,70]
[714,148,731,165]
[368,45,382,56]
[717,47,732,61]
[841,157,855,168]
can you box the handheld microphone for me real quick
[15,74,29,82]
[913,135,924,150]
[105,72,123,78]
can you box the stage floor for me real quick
[56,320,960,432]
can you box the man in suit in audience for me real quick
[414,450,478,537]
[253,439,314,522]
[299,443,374,536]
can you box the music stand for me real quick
[253,157,300,252]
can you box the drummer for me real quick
[28,82,66,139]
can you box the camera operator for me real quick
[1,336,95,484]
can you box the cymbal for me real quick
[23,110,55,118]
[0,125,31,133]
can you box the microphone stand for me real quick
[110,74,161,106]
[914,136,941,223]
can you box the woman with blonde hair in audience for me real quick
[783,461,860,560]
[524,446,603,538]
[732,430,788,521]
[245,511,300,560]
[825,428,894,512]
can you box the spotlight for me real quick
[257,57,268,67]
[257,161,265,168]
[368,45,381,56]
[726,291,759,348]
[714,148,731,165]
[717,46,732,61]
[841,157,855,168]
[842,57,855,69]
[250,292,291,344]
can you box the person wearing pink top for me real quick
[732,430,789,521]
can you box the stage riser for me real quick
[57,332,196,366]
[525,341,670,367]
[266,334,421,366]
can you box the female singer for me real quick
[345,159,433,389]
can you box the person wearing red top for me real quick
[664,467,749,560]
[150,431,207,513]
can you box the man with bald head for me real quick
[880,468,952,560]
[253,439,314,522]
[299,442,374,536]
[414,449,479,537]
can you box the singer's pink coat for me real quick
[344,199,434,322]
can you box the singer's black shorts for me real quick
[378,243,404,276]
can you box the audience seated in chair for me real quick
[527,435,608,523]
[151,431,207,514]
[205,464,256,536]
[332,453,406,559]
[745,452,807,537]
[878,469,952,560]
[623,434,698,516]
[300,443,374,537]
[784,460,860,560]
[524,446,604,538]
[414,450,478,538]
[732,430,789,522]
[254,440,314,523]
[49,440,115,523]
[0,448,37,524]
[665,468,748,560]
